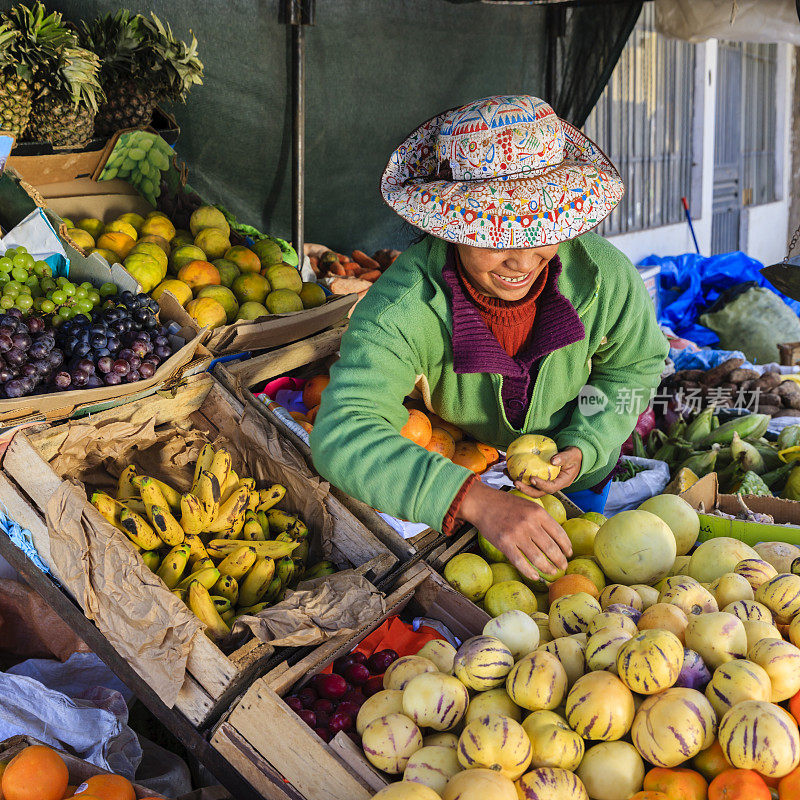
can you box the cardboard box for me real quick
[210,564,483,800]
[681,472,800,546]
[0,373,397,728]
[7,108,180,185]
[0,735,165,798]
[0,173,208,427]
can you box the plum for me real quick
[297,686,317,708]
[312,672,348,700]
[284,695,304,713]
[342,687,366,706]
[314,727,332,743]
[312,698,335,716]
[332,654,358,675]
[343,663,370,686]
[350,651,368,665]
[367,649,399,674]
[330,711,354,733]
[363,675,384,697]
[337,701,361,720]
[297,709,316,728]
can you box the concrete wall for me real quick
[605,40,795,266]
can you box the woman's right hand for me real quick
[457,481,572,581]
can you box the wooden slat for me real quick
[174,673,215,728]
[210,723,304,800]
[227,679,372,800]
[184,633,239,701]
[328,733,388,792]
[2,434,65,518]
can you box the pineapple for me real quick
[26,42,102,148]
[0,2,71,138]
[81,11,203,137]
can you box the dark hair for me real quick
[400,221,428,246]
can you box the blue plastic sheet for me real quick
[641,251,800,346]
[0,509,53,578]
[670,348,748,372]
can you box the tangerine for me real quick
[73,775,135,800]
[2,745,69,800]
[427,413,463,442]
[400,408,432,447]
[548,573,600,603]
[306,405,319,424]
[708,769,770,800]
[475,442,499,465]
[303,375,330,409]
[426,428,456,459]
[451,441,488,473]
[177,260,221,292]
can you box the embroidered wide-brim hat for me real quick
[381,95,624,249]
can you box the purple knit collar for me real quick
[442,246,585,377]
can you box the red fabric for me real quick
[456,257,548,358]
[322,615,444,674]
[442,473,479,535]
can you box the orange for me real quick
[693,741,730,783]
[779,765,800,799]
[426,428,456,459]
[548,573,600,603]
[306,405,319,424]
[96,231,136,260]
[299,421,314,433]
[451,441,488,473]
[427,413,463,442]
[476,442,500,465]
[104,220,138,241]
[231,273,270,305]
[630,794,670,800]
[224,246,261,273]
[400,408,432,448]
[151,279,193,307]
[137,234,171,256]
[140,215,176,242]
[185,297,227,330]
[303,375,330,409]
[643,767,708,800]
[789,688,800,727]
[73,775,135,800]
[177,260,221,292]
[289,411,308,422]
[708,769,770,800]
[2,745,69,800]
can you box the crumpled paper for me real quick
[45,481,202,708]
[232,571,385,647]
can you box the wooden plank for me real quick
[2,434,64,516]
[227,678,372,800]
[429,528,477,572]
[328,733,388,792]
[210,723,304,800]
[184,631,239,701]
[174,674,215,728]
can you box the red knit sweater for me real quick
[441,259,548,534]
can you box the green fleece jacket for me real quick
[310,234,668,532]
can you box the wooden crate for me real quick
[0,735,165,798]
[210,563,487,800]
[0,372,397,729]
[213,325,420,562]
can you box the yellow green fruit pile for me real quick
[89,442,335,640]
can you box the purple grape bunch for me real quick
[0,309,62,398]
[53,291,173,391]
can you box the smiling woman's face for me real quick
[456,243,559,301]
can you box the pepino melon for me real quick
[684,611,747,670]
[372,782,441,800]
[630,688,717,767]
[638,494,700,556]
[403,672,469,731]
[522,710,585,771]
[457,714,532,779]
[548,592,601,638]
[356,690,404,735]
[748,637,800,701]
[755,572,800,623]
[442,769,517,800]
[506,651,568,711]
[585,628,632,673]
[705,658,772,718]
[599,584,644,612]
[723,599,772,623]
[587,611,638,637]
[416,639,457,674]
[384,656,438,691]
[576,741,645,800]
[539,637,586,687]
[594,511,676,585]
[516,768,589,800]
[734,558,778,590]
[403,746,461,795]
[718,700,800,777]
[483,610,540,659]
[688,538,759,584]
[453,636,514,691]
[565,671,635,741]
[465,688,521,724]
[362,713,422,773]
[616,630,684,695]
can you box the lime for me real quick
[99,282,118,297]
[40,299,55,313]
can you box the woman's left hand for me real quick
[513,445,583,498]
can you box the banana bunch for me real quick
[89,442,337,641]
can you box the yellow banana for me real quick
[215,510,246,540]
[140,550,161,572]
[213,574,239,605]
[211,595,232,614]
[176,565,220,592]
[209,449,232,492]
[263,574,283,603]
[124,498,148,517]
[206,486,249,533]
[194,470,221,527]
[172,588,187,602]
[287,518,309,540]
[236,602,268,617]
[238,557,276,608]
[192,557,216,573]
[239,477,256,491]
[266,509,297,535]
[156,543,191,589]
[117,465,139,501]
[180,493,205,536]
[188,581,230,641]
[256,511,269,535]
[292,539,310,564]
[221,608,236,626]
[220,468,240,503]
[192,443,216,493]
[135,476,169,515]
[241,511,266,541]
[257,484,286,512]
[217,546,257,580]
[277,556,297,588]
[90,491,124,525]
[206,539,298,560]
[148,505,185,547]
[246,490,259,513]
[119,508,163,550]
[151,479,182,513]
[184,533,209,565]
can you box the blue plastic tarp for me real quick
[640,251,800,346]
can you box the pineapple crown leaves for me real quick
[140,13,203,102]
[78,10,150,84]
[0,2,73,82]
[50,44,104,111]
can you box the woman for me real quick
[310,96,668,580]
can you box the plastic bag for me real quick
[642,251,800,346]
[604,457,670,515]
[699,287,800,364]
